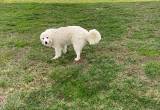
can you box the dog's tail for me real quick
[87,29,101,45]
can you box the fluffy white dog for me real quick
[40,26,101,61]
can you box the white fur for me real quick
[40,26,101,61]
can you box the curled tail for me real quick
[87,29,101,45]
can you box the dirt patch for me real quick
[124,64,159,86]
[0,95,6,107]
[123,64,143,75]
[125,25,134,38]
[14,47,30,63]
[140,56,160,64]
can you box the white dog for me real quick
[40,26,101,61]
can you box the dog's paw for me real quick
[51,56,59,60]
[74,57,80,61]
[74,58,83,64]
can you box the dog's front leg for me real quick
[51,47,62,60]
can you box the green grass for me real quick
[144,62,160,79]
[0,0,160,110]
[1,0,160,3]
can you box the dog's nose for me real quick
[45,41,47,44]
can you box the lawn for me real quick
[0,0,160,109]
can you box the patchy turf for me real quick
[1,0,160,3]
[0,0,160,109]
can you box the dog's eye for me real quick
[46,37,48,39]
[42,38,44,40]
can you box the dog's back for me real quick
[57,26,88,37]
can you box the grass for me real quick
[0,0,160,109]
[144,62,160,79]
[1,0,160,3]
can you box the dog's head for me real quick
[40,29,55,47]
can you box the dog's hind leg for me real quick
[73,40,85,61]
[63,45,67,54]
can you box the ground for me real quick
[0,0,160,109]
